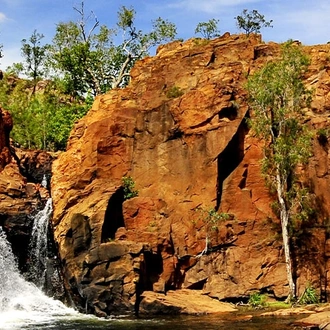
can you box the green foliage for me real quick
[195,19,220,39]
[0,75,89,150]
[235,9,273,35]
[247,41,312,196]
[49,2,177,96]
[20,30,49,92]
[0,3,177,150]
[122,176,139,200]
[166,86,184,99]
[247,41,313,300]
[297,284,319,304]
[197,207,231,232]
[7,30,49,94]
[248,292,267,308]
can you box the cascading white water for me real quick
[27,198,53,289]
[41,174,48,188]
[0,227,79,329]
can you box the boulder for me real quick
[139,289,237,315]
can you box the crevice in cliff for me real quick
[216,118,248,210]
[238,166,248,189]
[101,187,125,242]
[185,278,207,290]
[218,103,238,121]
[140,250,163,291]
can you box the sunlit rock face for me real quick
[51,33,330,315]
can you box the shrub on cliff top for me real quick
[235,9,273,36]
[195,19,221,39]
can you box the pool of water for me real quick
[0,312,303,330]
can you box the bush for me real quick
[248,292,267,308]
[122,176,139,200]
[166,86,184,99]
[298,284,319,305]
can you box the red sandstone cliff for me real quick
[50,33,330,316]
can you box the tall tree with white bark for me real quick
[247,41,313,301]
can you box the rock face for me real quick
[51,33,330,315]
[0,107,54,269]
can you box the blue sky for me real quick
[0,0,330,70]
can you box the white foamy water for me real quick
[27,198,53,288]
[0,227,81,329]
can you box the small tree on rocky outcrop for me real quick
[247,41,313,301]
[235,9,273,35]
[195,19,220,39]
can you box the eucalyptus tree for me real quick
[247,42,313,301]
[195,19,220,39]
[50,2,177,96]
[20,30,49,93]
[235,9,273,35]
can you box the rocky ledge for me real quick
[139,289,237,315]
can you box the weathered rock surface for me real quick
[295,310,330,329]
[51,33,330,315]
[139,289,236,315]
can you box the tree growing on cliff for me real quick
[195,19,220,39]
[235,9,273,35]
[49,2,177,96]
[247,41,313,301]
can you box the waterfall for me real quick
[26,198,53,289]
[0,227,78,329]
[41,174,48,188]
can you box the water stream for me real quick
[26,198,53,288]
[0,227,83,329]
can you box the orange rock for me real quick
[51,34,330,315]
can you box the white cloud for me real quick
[166,0,261,13]
[270,1,330,44]
[0,46,22,70]
[0,13,8,23]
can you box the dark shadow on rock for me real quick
[101,187,125,242]
[216,118,248,210]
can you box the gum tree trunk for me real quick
[276,170,296,300]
